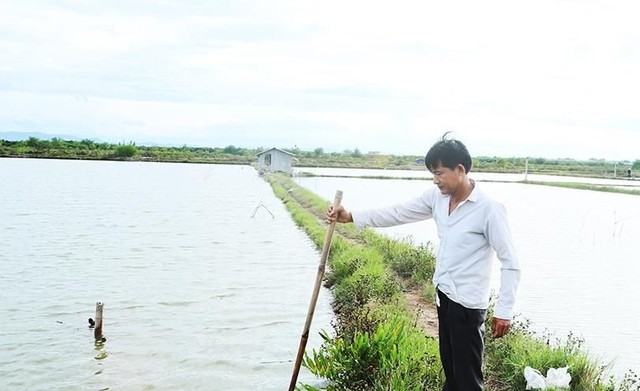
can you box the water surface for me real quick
[0,159,332,390]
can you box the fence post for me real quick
[94,302,105,342]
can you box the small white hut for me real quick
[256,147,294,174]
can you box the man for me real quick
[326,133,521,390]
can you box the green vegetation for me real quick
[484,317,622,391]
[302,318,442,391]
[267,173,443,390]
[114,143,138,158]
[1,138,638,179]
[473,156,636,178]
[0,138,261,163]
[267,173,639,391]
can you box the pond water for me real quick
[0,159,332,391]
[296,171,640,376]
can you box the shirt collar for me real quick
[467,179,479,203]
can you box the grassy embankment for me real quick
[522,181,640,196]
[266,173,639,391]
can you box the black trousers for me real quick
[437,289,487,391]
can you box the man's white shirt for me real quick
[351,182,521,320]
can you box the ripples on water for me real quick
[0,159,332,390]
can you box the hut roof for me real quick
[256,147,295,157]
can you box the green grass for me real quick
[484,314,612,391]
[302,316,442,391]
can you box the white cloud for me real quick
[0,0,639,160]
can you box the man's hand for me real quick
[326,205,353,224]
[491,317,511,338]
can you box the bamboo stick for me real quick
[288,190,343,391]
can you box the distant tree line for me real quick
[0,138,262,164]
[1,137,638,178]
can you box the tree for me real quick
[633,160,640,170]
[114,144,138,158]
[26,137,41,148]
[223,145,242,155]
[80,139,95,149]
[25,137,51,150]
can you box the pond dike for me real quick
[266,173,637,391]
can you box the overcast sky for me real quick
[1,0,639,160]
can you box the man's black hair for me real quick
[424,131,472,173]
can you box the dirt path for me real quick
[405,288,439,338]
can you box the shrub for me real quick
[484,308,617,391]
[302,316,443,391]
[114,144,138,158]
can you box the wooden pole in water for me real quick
[94,302,104,341]
[288,190,342,391]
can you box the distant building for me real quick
[256,147,294,175]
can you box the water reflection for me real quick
[94,340,108,361]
